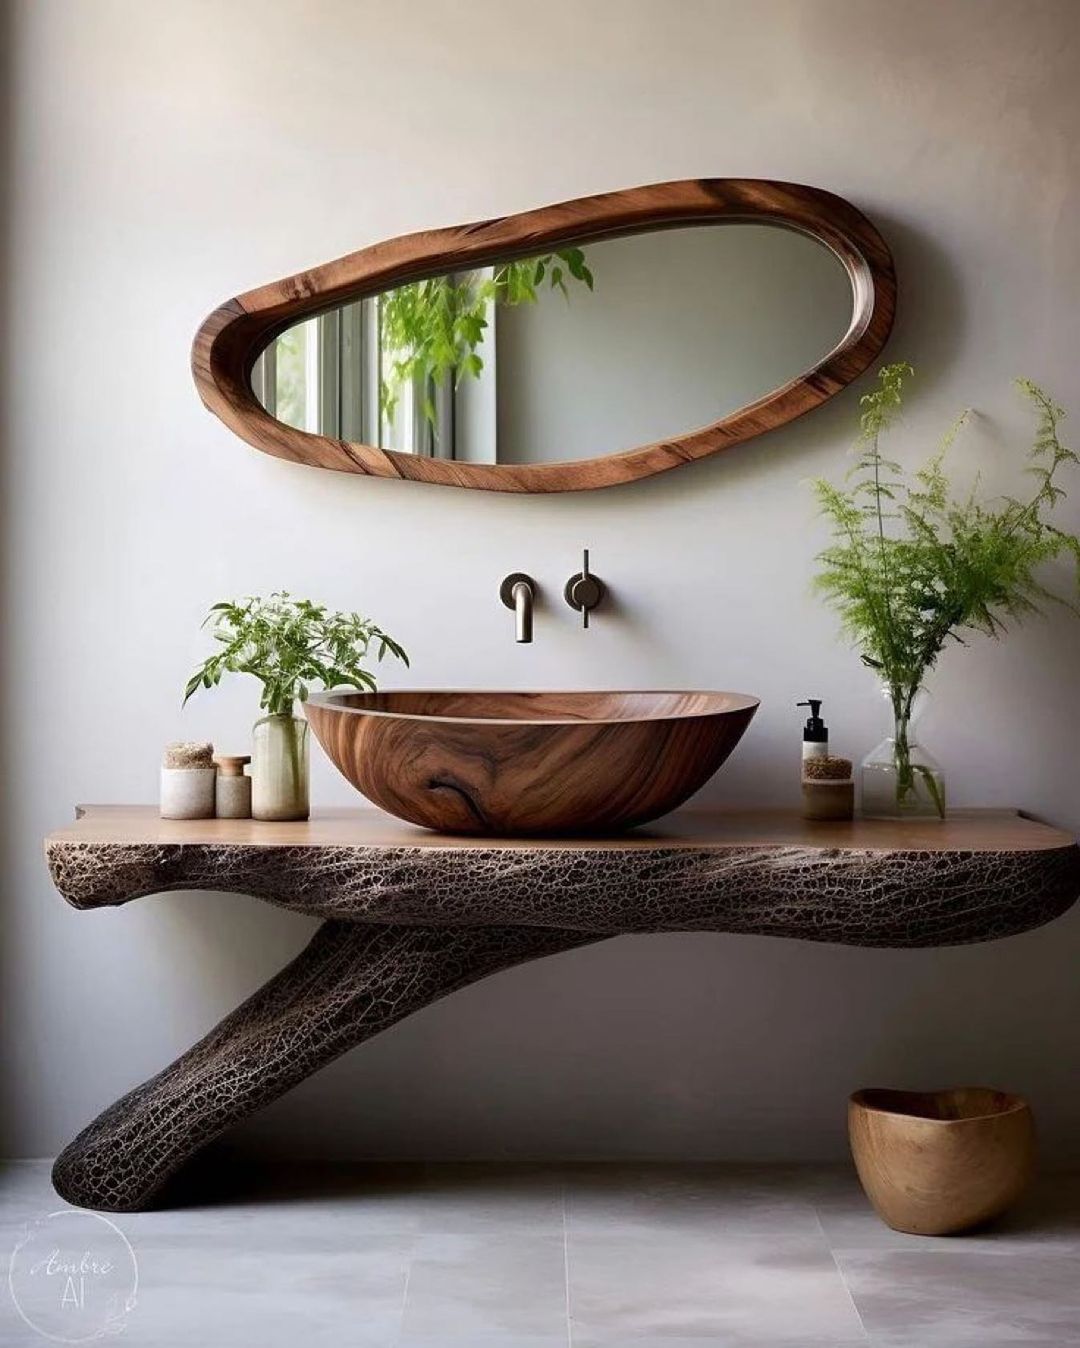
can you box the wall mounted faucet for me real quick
[499,573,536,643]
[564,549,606,628]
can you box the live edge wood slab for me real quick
[45,806,1080,1212]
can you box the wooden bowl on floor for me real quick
[849,1087,1035,1235]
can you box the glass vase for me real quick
[252,713,310,821]
[860,684,945,820]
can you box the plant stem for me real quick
[284,713,300,809]
[890,681,916,805]
[889,678,945,819]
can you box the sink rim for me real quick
[304,688,760,727]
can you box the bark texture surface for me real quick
[48,836,1080,947]
[45,819,1080,1211]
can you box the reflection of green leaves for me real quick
[562,246,593,288]
[379,248,596,429]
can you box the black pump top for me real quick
[797,699,828,743]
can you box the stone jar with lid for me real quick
[214,754,252,819]
[160,742,216,819]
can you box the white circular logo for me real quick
[8,1210,138,1343]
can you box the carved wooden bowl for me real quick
[304,689,758,835]
[849,1087,1036,1235]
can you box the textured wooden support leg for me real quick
[52,921,601,1212]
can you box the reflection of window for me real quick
[268,319,314,431]
[378,299,458,458]
[252,303,379,442]
[252,292,496,461]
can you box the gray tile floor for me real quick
[1,1160,1078,1346]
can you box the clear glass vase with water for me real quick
[860,684,945,819]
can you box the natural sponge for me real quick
[802,755,853,781]
[163,741,214,769]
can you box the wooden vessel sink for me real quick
[304,689,759,835]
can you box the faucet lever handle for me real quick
[564,548,605,629]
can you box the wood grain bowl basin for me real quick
[849,1087,1036,1235]
[304,689,759,835]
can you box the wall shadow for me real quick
[0,0,18,1151]
[869,207,968,402]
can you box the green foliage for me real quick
[813,364,1080,813]
[183,592,409,718]
[379,248,595,427]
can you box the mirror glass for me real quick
[252,224,852,465]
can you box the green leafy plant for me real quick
[380,248,595,427]
[183,592,409,717]
[813,362,1080,816]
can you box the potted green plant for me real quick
[184,593,408,821]
[813,363,1080,818]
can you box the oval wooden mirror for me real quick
[192,179,895,493]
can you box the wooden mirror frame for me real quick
[191,178,895,493]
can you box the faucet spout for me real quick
[512,580,533,643]
[499,572,537,644]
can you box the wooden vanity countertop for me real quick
[48,804,1075,854]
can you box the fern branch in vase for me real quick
[812,363,1080,818]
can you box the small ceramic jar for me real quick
[214,754,252,819]
[160,742,216,819]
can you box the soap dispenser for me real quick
[797,699,854,821]
[797,699,829,763]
